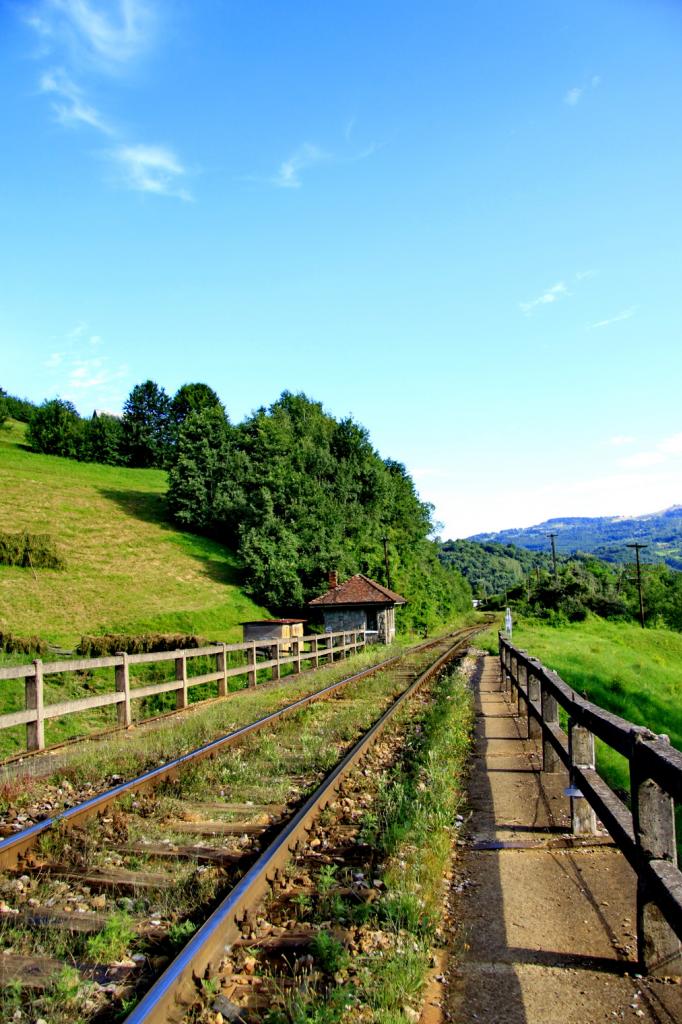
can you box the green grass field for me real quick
[0,419,267,647]
[478,615,682,799]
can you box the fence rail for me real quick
[0,630,366,755]
[499,633,682,975]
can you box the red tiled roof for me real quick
[309,574,406,607]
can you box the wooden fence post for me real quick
[175,653,188,709]
[312,637,319,669]
[513,655,524,719]
[527,667,542,741]
[247,644,257,687]
[216,644,228,698]
[115,652,132,728]
[272,641,281,681]
[568,720,597,835]
[26,659,45,752]
[631,736,682,973]
[540,675,562,773]
[294,637,302,674]
[327,635,334,663]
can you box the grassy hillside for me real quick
[0,420,268,646]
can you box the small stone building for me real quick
[308,573,406,644]
[241,619,306,654]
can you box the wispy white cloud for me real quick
[34,0,155,68]
[564,87,583,107]
[42,323,130,410]
[273,143,328,189]
[519,281,568,315]
[40,66,112,132]
[564,74,601,107]
[658,433,682,456]
[112,144,193,200]
[608,435,636,447]
[616,432,682,470]
[345,116,356,142]
[25,3,192,202]
[575,269,596,281]
[588,306,637,329]
[617,451,665,469]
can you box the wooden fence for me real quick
[499,634,682,974]
[0,630,365,755]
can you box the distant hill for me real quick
[438,538,552,597]
[470,506,682,570]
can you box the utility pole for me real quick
[547,533,558,575]
[626,543,648,628]
[381,536,392,590]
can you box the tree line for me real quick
[2,383,472,631]
[447,535,682,633]
[1,381,219,469]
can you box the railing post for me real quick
[312,636,319,669]
[216,643,228,697]
[568,720,597,835]
[115,652,132,728]
[527,665,542,741]
[272,640,281,680]
[506,647,515,699]
[540,673,561,773]
[631,735,682,973]
[26,659,45,752]
[327,635,334,663]
[513,654,524,718]
[175,652,188,709]
[294,637,302,674]
[247,643,257,687]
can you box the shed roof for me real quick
[309,574,406,608]
[240,619,307,625]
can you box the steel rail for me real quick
[124,631,474,1024]
[0,626,480,870]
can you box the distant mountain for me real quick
[470,506,682,570]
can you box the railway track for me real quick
[0,624,484,1024]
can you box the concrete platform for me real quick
[440,655,682,1024]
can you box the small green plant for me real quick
[201,976,219,994]
[310,931,349,975]
[85,911,135,962]
[167,918,197,949]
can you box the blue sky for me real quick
[2,0,682,538]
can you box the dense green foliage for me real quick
[23,380,226,471]
[27,398,84,459]
[0,388,36,424]
[167,391,471,630]
[121,379,172,468]
[485,554,682,632]
[472,507,682,570]
[438,538,551,597]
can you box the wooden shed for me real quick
[308,573,406,644]
[241,619,306,654]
